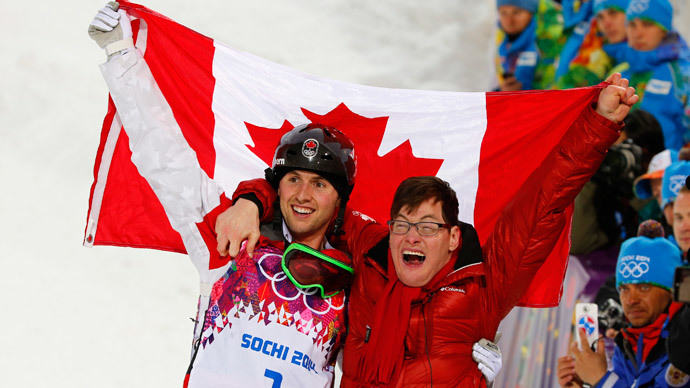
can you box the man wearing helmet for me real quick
[89,4,502,387]
[264,124,357,242]
[89,5,359,388]
[216,73,637,386]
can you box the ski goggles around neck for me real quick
[281,243,354,299]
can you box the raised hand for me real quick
[88,2,133,57]
[595,73,639,123]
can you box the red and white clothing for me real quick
[238,103,621,387]
[100,48,347,388]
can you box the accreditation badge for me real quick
[666,364,690,387]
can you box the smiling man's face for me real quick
[389,198,460,287]
[278,170,340,249]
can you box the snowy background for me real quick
[1,1,688,387]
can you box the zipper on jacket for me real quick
[422,294,433,388]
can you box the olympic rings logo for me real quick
[618,261,650,278]
[670,175,686,195]
[628,0,650,15]
[257,253,345,315]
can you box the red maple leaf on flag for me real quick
[245,103,444,223]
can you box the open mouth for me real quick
[292,205,314,215]
[403,250,425,265]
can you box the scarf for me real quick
[356,248,459,386]
[621,301,683,363]
[498,18,538,75]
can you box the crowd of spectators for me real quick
[493,0,690,385]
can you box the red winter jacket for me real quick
[235,105,621,387]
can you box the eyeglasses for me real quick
[282,243,354,299]
[387,220,450,236]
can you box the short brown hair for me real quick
[389,176,460,226]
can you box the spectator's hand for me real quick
[472,338,502,384]
[499,75,523,91]
[557,355,583,388]
[595,73,638,123]
[570,329,608,385]
[88,2,133,57]
[216,198,261,258]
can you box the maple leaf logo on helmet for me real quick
[302,138,319,158]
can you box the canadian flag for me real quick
[85,1,604,307]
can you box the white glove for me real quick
[472,338,502,384]
[88,1,133,58]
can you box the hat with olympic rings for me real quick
[616,236,682,291]
[661,160,690,209]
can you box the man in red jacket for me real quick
[218,74,637,387]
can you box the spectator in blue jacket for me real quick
[555,0,594,80]
[660,160,690,227]
[609,0,690,151]
[558,236,687,387]
[553,0,628,89]
[494,0,565,90]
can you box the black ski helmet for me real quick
[266,123,357,200]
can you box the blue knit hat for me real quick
[497,0,539,13]
[616,236,682,291]
[627,0,673,31]
[661,160,690,208]
[594,0,630,14]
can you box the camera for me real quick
[592,139,644,198]
[598,298,626,331]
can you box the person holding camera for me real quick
[558,235,687,388]
[571,109,664,256]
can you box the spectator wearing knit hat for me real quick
[626,0,673,51]
[559,235,687,388]
[608,0,690,151]
[660,159,690,226]
[554,0,629,89]
[494,0,565,91]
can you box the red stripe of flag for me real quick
[87,1,216,252]
[480,87,602,306]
